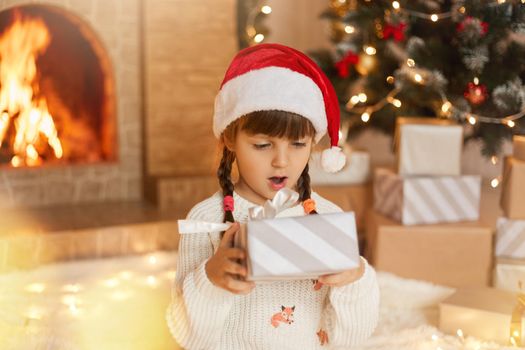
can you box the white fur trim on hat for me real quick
[321,146,346,172]
[213,66,327,142]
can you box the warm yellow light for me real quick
[361,112,370,122]
[468,116,477,125]
[25,306,44,320]
[491,156,498,165]
[350,95,360,105]
[261,5,272,14]
[148,255,158,265]
[407,58,415,67]
[414,74,423,83]
[119,271,134,280]
[456,329,464,338]
[441,102,452,113]
[510,336,517,346]
[254,34,265,43]
[513,329,520,337]
[431,334,439,341]
[26,283,46,293]
[497,0,506,3]
[386,76,395,84]
[147,275,158,287]
[62,284,82,293]
[62,294,81,307]
[507,120,516,128]
[430,14,439,22]
[364,46,376,55]
[473,77,479,85]
[345,25,355,34]
[491,178,500,188]
[104,278,120,288]
[358,93,367,103]
[392,1,400,9]
[392,99,402,108]
[459,6,466,13]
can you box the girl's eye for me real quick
[292,142,307,148]
[253,143,270,149]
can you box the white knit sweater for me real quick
[166,191,379,350]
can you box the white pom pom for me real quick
[321,146,346,173]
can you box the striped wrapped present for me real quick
[374,168,481,225]
[495,217,525,259]
[494,258,525,293]
[235,212,360,281]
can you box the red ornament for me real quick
[382,22,407,42]
[464,82,488,105]
[456,16,488,36]
[335,51,359,78]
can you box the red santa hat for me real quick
[213,43,345,173]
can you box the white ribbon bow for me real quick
[177,188,300,234]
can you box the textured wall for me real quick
[144,0,237,177]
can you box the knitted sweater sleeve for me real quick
[166,197,236,349]
[313,193,380,348]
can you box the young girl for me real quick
[166,43,379,349]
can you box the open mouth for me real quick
[269,176,287,184]
[268,176,288,190]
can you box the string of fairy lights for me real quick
[345,0,525,130]
[245,2,273,45]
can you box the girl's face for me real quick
[231,129,313,205]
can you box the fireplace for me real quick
[0,1,141,209]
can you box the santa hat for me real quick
[213,43,346,173]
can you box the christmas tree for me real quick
[310,0,525,156]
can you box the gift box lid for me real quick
[393,116,458,152]
[440,288,518,314]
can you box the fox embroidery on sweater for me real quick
[270,305,295,328]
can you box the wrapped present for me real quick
[394,117,462,176]
[439,288,525,346]
[374,167,481,225]
[309,148,370,185]
[494,258,525,293]
[514,135,525,162]
[501,156,525,219]
[496,217,525,259]
[366,211,493,288]
[235,212,360,281]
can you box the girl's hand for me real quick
[205,222,256,295]
[317,258,365,288]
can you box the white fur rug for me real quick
[0,254,521,349]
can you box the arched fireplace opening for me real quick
[0,4,116,168]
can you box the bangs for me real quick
[237,110,316,140]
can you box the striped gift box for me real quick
[374,168,481,225]
[495,217,525,259]
[236,212,360,281]
[494,258,525,293]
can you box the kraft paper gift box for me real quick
[394,117,462,176]
[234,212,360,281]
[494,258,525,293]
[439,288,525,346]
[314,183,373,233]
[374,167,481,225]
[514,135,525,162]
[501,156,525,220]
[365,211,493,288]
[496,217,525,259]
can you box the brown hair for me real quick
[218,110,317,224]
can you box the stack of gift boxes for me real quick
[366,117,493,288]
[436,135,525,347]
[494,135,525,293]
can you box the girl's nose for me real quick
[271,147,288,168]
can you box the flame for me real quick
[0,14,62,167]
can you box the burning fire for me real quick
[0,14,62,167]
